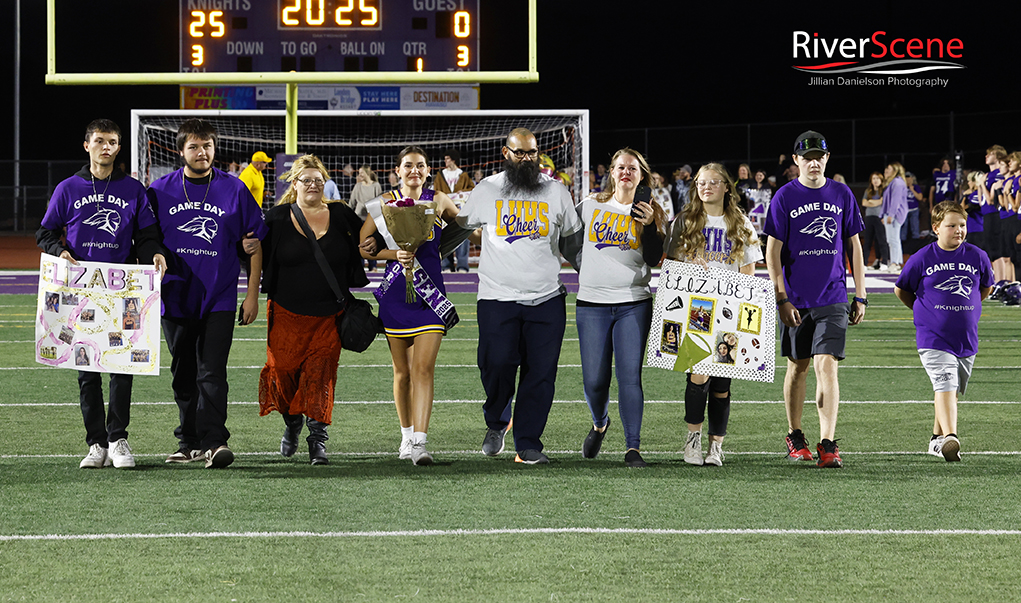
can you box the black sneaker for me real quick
[624,449,647,468]
[482,426,508,456]
[785,429,813,461]
[205,445,235,469]
[816,439,843,468]
[514,449,549,464]
[582,419,610,459]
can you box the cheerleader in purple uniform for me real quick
[359,146,462,465]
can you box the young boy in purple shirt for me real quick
[764,130,867,468]
[147,118,267,469]
[895,201,994,462]
[36,119,167,470]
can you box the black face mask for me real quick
[503,158,543,195]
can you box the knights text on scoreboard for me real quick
[180,1,479,73]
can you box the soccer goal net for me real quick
[131,109,590,204]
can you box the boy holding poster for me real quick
[36,119,166,469]
[764,131,867,468]
[894,201,993,461]
[666,163,762,466]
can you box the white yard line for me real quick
[3,526,1021,543]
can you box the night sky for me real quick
[3,0,1019,183]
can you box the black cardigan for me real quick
[260,201,369,301]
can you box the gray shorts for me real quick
[918,349,975,394]
[780,303,849,361]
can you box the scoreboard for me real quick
[180,0,480,73]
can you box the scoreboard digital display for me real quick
[180,0,479,73]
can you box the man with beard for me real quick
[456,128,583,464]
[147,118,268,469]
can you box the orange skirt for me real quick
[258,300,342,424]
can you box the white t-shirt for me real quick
[442,168,461,191]
[576,196,654,303]
[670,213,762,271]
[458,172,583,301]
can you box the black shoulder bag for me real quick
[290,204,382,353]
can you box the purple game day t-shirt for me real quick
[764,178,864,309]
[148,168,267,318]
[895,241,993,357]
[40,168,157,263]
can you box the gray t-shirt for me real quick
[576,196,654,303]
[458,171,582,302]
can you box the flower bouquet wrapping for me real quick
[380,197,437,302]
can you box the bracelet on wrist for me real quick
[777,298,789,307]
[853,296,869,307]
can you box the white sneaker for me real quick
[79,443,109,469]
[108,438,136,468]
[927,436,945,458]
[410,442,433,466]
[683,431,704,466]
[398,439,413,460]
[941,435,961,462]
[879,263,889,271]
[704,440,725,466]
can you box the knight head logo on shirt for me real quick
[82,207,122,236]
[799,216,837,242]
[177,216,219,243]
[935,275,973,298]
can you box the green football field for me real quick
[2,287,1021,602]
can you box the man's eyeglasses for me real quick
[506,147,539,159]
[695,179,725,189]
[297,178,325,187]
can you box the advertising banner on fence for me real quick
[646,259,776,383]
[35,254,161,375]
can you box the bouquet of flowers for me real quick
[380,197,437,302]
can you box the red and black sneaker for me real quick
[785,429,813,461]
[817,439,843,468]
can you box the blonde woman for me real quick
[666,163,762,466]
[576,148,666,468]
[350,165,383,272]
[259,155,370,465]
[881,162,908,272]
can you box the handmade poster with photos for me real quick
[35,254,161,375]
[646,259,776,383]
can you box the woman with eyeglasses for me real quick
[666,163,762,467]
[258,154,371,465]
[575,148,666,468]
[359,146,462,465]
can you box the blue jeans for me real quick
[442,240,470,272]
[901,209,920,240]
[576,299,653,450]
